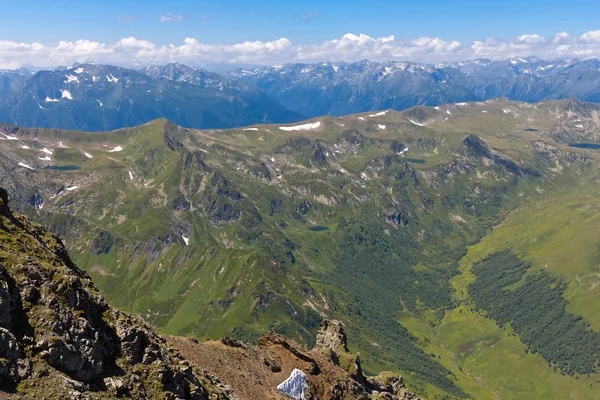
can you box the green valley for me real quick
[2,98,600,399]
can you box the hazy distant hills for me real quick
[227,57,600,117]
[0,63,304,131]
[3,57,600,131]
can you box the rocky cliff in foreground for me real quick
[0,187,235,399]
[0,187,418,399]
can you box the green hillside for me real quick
[2,98,600,399]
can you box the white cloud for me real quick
[160,12,183,23]
[3,31,600,69]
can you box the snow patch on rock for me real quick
[243,127,259,131]
[408,119,425,127]
[279,121,321,131]
[277,369,307,400]
[17,162,34,170]
[1,133,19,140]
[109,146,123,152]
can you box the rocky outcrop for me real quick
[0,188,235,399]
[169,319,420,400]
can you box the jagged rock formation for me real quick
[0,187,235,399]
[168,320,420,400]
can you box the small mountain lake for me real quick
[308,226,329,232]
[524,128,539,132]
[44,165,81,171]
[568,143,600,150]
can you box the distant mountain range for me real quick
[3,57,600,131]
[227,57,600,117]
[0,63,304,131]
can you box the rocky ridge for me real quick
[0,187,234,399]
[169,320,419,400]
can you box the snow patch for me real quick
[92,76,98,82]
[106,74,119,83]
[1,133,19,140]
[128,170,134,180]
[84,152,93,159]
[65,74,79,83]
[243,127,258,131]
[182,235,190,246]
[74,68,85,74]
[109,146,123,152]
[96,99,103,107]
[369,111,387,117]
[41,148,53,155]
[45,97,59,102]
[434,106,440,110]
[455,102,467,106]
[408,119,425,127]
[481,110,488,113]
[502,108,511,114]
[17,162,34,170]
[279,121,321,131]
[66,185,79,191]
[446,110,451,115]
[37,103,45,110]
[38,156,51,161]
[61,90,72,100]
[277,369,307,400]
[575,124,584,128]
[58,141,68,148]
[378,124,386,129]
[358,117,365,121]
[20,145,30,149]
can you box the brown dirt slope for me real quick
[169,320,419,400]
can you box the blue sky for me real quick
[3,0,600,45]
[2,0,600,68]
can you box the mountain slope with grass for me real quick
[2,98,600,398]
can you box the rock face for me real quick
[168,320,420,400]
[0,187,235,399]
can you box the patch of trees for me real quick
[469,251,600,375]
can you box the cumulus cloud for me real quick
[3,31,600,69]
[160,12,183,22]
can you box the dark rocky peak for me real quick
[314,320,348,354]
[459,134,492,158]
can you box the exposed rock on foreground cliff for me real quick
[0,187,234,399]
